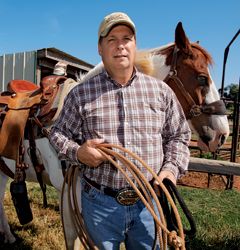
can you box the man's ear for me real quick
[98,44,102,56]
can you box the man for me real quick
[49,12,191,250]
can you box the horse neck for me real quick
[79,62,104,83]
[135,46,171,81]
[150,53,170,80]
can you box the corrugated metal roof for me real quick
[37,47,93,71]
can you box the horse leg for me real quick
[0,170,16,244]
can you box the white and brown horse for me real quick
[0,22,229,248]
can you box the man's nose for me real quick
[116,41,124,49]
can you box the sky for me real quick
[0,0,239,90]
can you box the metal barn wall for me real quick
[0,47,94,92]
[0,51,36,91]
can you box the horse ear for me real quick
[175,22,193,55]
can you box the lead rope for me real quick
[61,144,186,250]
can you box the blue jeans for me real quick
[81,178,160,250]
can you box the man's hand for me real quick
[152,170,176,196]
[154,170,177,186]
[77,139,106,167]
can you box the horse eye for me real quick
[197,75,208,86]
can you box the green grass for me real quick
[2,182,240,250]
[178,187,240,250]
[2,182,64,250]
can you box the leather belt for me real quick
[83,175,140,206]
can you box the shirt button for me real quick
[127,141,131,145]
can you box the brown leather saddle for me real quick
[39,75,67,122]
[0,75,67,161]
[0,75,67,212]
[0,80,42,160]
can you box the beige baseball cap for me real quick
[98,12,136,40]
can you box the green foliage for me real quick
[200,152,214,159]
[222,83,239,117]
[223,83,239,100]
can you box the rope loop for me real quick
[61,143,189,250]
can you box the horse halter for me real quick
[164,46,227,120]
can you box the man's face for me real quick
[98,25,136,72]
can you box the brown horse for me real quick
[135,23,228,152]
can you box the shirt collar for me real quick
[102,67,138,87]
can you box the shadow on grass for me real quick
[2,235,240,250]
[187,236,240,250]
[0,230,32,250]
[0,221,40,250]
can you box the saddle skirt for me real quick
[0,80,42,160]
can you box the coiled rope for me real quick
[61,143,189,250]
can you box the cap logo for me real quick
[98,12,136,40]
[105,13,127,23]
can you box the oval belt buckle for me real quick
[116,187,140,206]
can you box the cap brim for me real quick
[100,21,135,38]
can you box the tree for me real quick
[221,83,239,116]
[223,83,239,100]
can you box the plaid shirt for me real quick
[49,69,191,189]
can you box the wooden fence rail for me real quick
[189,157,240,176]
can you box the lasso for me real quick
[61,143,195,250]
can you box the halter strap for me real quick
[164,46,226,119]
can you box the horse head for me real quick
[136,22,229,152]
[171,22,229,152]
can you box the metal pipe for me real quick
[220,28,240,97]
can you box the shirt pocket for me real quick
[135,102,166,135]
[82,101,119,137]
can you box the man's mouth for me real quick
[114,55,127,58]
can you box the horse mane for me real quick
[134,42,213,76]
[135,43,174,76]
[134,50,155,75]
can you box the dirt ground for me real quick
[178,171,240,191]
[179,140,240,191]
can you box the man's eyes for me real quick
[108,37,133,42]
